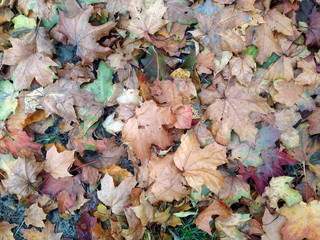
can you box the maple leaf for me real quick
[194,1,249,56]
[82,60,114,103]
[58,7,116,65]
[127,0,168,41]
[97,172,137,214]
[264,56,295,81]
[25,203,46,228]
[294,58,320,89]
[3,37,57,90]
[280,200,320,240]
[148,153,189,202]
[39,173,85,200]
[263,176,302,209]
[215,213,250,239]
[105,0,128,15]
[0,80,18,121]
[239,149,297,194]
[218,174,252,205]
[76,212,97,240]
[44,145,75,179]
[173,131,227,194]
[0,129,41,159]
[203,83,273,145]
[131,191,155,226]
[1,154,43,198]
[308,108,320,135]
[0,221,17,240]
[40,75,101,124]
[164,0,196,25]
[67,124,106,154]
[22,220,63,240]
[264,9,294,36]
[261,208,286,240]
[272,79,304,107]
[122,100,175,164]
[229,55,255,86]
[195,200,231,235]
[252,23,280,65]
[56,189,76,212]
[306,7,320,48]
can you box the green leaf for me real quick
[260,52,280,69]
[181,48,197,70]
[12,15,36,30]
[0,80,18,120]
[83,61,114,103]
[141,45,168,82]
[242,45,258,60]
[263,176,302,208]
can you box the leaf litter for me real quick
[0,0,320,239]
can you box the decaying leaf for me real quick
[280,200,320,240]
[97,172,137,214]
[122,100,175,164]
[174,131,227,194]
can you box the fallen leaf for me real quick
[195,200,231,235]
[22,220,63,240]
[306,7,320,48]
[261,208,286,240]
[3,37,57,90]
[25,203,46,228]
[1,155,43,199]
[148,153,189,202]
[127,0,168,41]
[253,23,280,65]
[122,100,175,164]
[203,83,273,145]
[0,221,17,240]
[280,200,320,240]
[44,145,75,179]
[97,172,137,214]
[194,1,249,56]
[263,176,302,209]
[58,7,116,65]
[174,131,227,194]
[229,55,255,86]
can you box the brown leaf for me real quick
[44,145,75,179]
[173,131,227,194]
[280,200,320,240]
[264,56,294,81]
[122,100,175,164]
[264,9,294,36]
[229,55,255,86]
[40,79,99,123]
[0,221,17,240]
[194,2,249,56]
[272,79,304,107]
[195,200,231,235]
[25,204,46,228]
[3,37,57,90]
[295,58,320,89]
[307,108,320,135]
[127,0,168,41]
[58,7,116,65]
[253,23,280,65]
[261,208,286,240]
[1,156,43,199]
[97,173,137,214]
[130,191,155,226]
[203,83,273,145]
[148,153,189,202]
[22,220,63,240]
